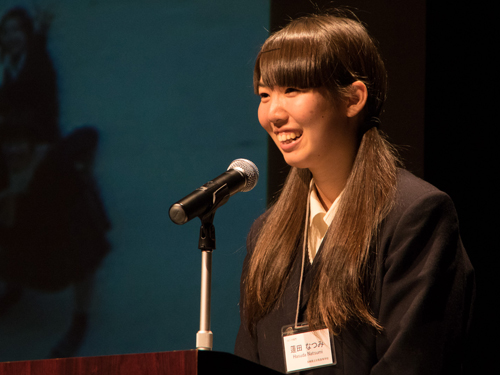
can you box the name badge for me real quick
[281,322,336,373]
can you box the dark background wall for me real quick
[425,3,494,373]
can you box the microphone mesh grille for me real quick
[227,159,259,192]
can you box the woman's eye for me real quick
[285,87,299,94]
[259,92,270,99]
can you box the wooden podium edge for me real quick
[0,350,281,375]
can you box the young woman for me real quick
[235,12,475,374]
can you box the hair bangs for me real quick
[254,33,327,93]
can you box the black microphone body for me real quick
[169,159,258,225]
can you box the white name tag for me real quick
[281,323,336,373]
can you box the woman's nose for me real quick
[268,96,288,126]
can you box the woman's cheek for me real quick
[258,105,271,133]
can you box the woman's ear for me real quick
[346,81,368,118]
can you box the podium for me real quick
[0,350,281,374]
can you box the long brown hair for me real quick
[243,12,400,334]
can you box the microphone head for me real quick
[227,158,259,192]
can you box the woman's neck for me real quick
[312,174,345,211]
[310,149,355,211]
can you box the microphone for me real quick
[169,159,259,225]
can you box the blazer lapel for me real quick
[299,239,325,313]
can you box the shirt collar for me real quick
[307,179,343,262]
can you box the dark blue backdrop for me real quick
[0,0,269,360]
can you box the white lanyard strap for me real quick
[295,187,311,328]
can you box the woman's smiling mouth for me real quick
[277,131,302,143]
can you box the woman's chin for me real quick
[282,154,309,170]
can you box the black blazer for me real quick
[235,169,475,374]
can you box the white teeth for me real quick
[278,132,301,142]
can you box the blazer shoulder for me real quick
[384,169,461,236]
[395,169,444,201]
[393,169,456,213]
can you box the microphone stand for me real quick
[196,212,215,351]
[195,184,230,351]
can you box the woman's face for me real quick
[257,81,358,176]
[1,17,27,58]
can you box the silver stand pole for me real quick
[196,250,213,350]
[195,215,216,350]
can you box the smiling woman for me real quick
[235,11,475,375]
[256,83,362,205]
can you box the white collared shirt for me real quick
[307,180,342,263]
